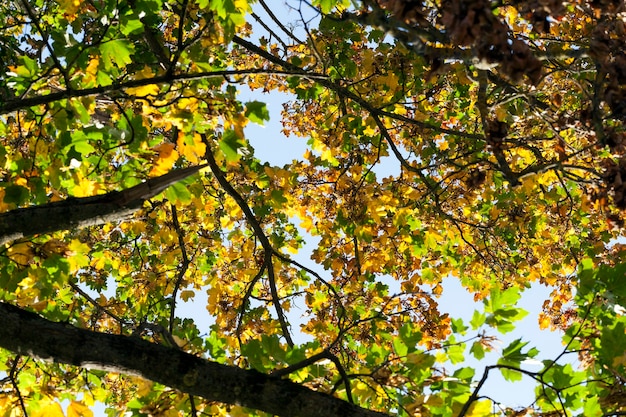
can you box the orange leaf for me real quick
[150,143,179,176]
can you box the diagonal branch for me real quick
[0,301,388,417]
[271,348,355,404]
[258,0,304,44]
[169,203,191,334]
[0,164,206,246]
[9,357,28,417]
[202,136,294,346]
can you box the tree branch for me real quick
[0,69,327,115]
[0,301,388,417]
[169,203,191,334]
[0,164,206,246]
[202,137,294,346]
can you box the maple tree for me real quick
[1,0,626,415]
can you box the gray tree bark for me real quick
[0,302,389,417]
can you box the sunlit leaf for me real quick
[245,101,270,126]
[99,39,135,70]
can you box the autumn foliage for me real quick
[1,0,626,416]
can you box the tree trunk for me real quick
[0,165,206,246]
[0,302,388,417]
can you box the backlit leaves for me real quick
[0,0,626,416]
[99,40,135,71]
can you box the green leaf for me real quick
[245,101,270,126]
[262,335,286,362]
[583,395,603,417]
[240,339,267,371]
[453,366,475,382]
[470,341,485,360]
[314,0,336,13]
[470,310,486,329]
[164,181,192,204]
[499,366,522,382]
[399,322,422,354]
[500,338,536,363]
[485,287,521,313]
[42,255,70,285]
[13,55,38,77]
[2,184,30,205]
[218,130,245,163]
[270,189,288,208]
[599,318,626,370]
[120,13,145,36]
[393,337,408,357]
[447,343,465,364]
[99,39,135,70]
[451,317,468,334]
[69,136,96,158]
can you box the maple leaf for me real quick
[150,143,180,176]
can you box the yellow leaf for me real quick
[489,206,501,220]
[393,103,406,115]
[126,67,159,96]
[82,392,95,407]
[150,142,180,176]
[495,105,508,121]
[55,0,80,17]
[613,353,626,368]
[41,239,69,257]
[73,172,100,197]
[299,215,314,232]
[135,378,154,397]
[180,290,195,301]
[176,97,199,111]
[33,401,65,417]
[162,409,180,417]
[8,242,34,265]
[538,313,551,330]
[406,352,432,365]
[68,239,91,272]
[67,401,93,417]
[85,57,99,79]
[465,399,492,417]
[177,132,206,164]
[30,299,48,311]
[126,83,159,97]
[425,395,444,407]
[0,189,11,213]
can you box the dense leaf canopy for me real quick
[1,0,626,416]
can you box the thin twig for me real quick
[169,203,191,334]
[9,357,29,417]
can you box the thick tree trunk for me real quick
[0,302,388,417]
[0,165,206,246]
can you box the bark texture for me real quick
[0,165,206,246]
[0,302,389,417]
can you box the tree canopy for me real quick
[1,0,626,415]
